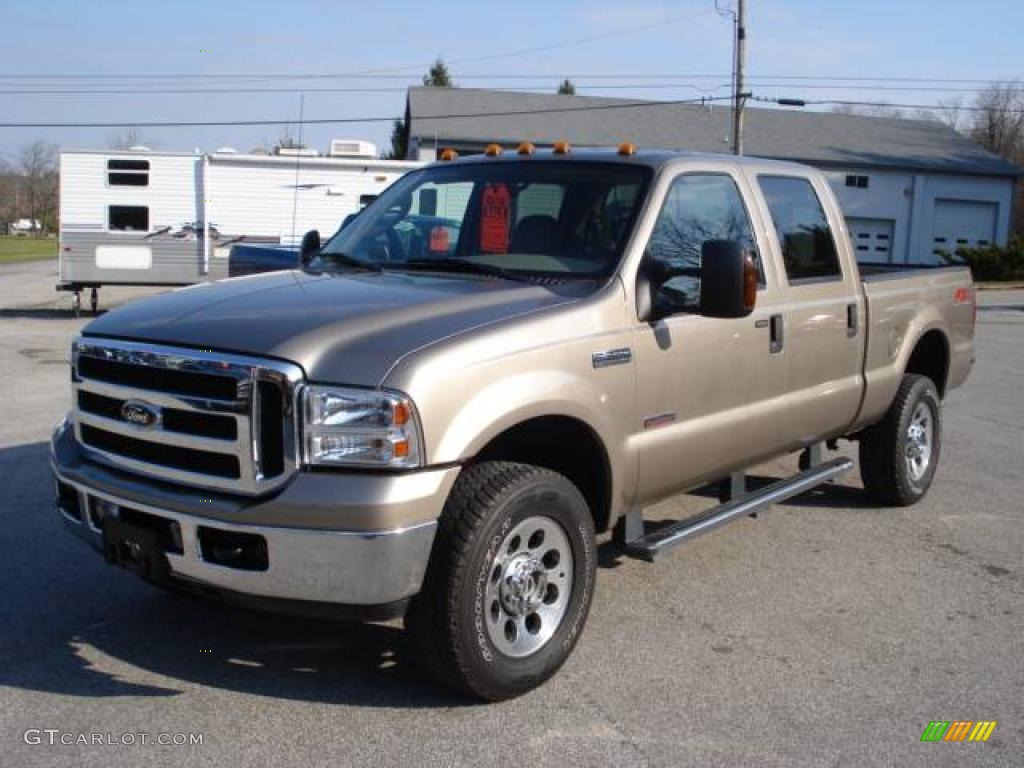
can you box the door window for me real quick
[758,176,842,282]
[646,173,759,313]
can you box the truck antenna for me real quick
[289,93,305,247]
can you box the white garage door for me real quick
[847,217,895,263]
[932,199,997,258]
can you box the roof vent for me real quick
[216,146,238,154]
[329,139,377,159]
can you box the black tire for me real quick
[859,374,942,506]
[406,461,597,701]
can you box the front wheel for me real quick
[406,461,596,701]
[859,374,942,506]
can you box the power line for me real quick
[0,83,734,96]
[0,95,734,128]
[372,7,718,74]
[0,82,1004,97]
[751,95,1024,113]
[0,72,1018,84]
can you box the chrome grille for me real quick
[72,338,303,495]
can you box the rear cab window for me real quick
[757,175,843,283]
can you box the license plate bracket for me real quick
[102,517,171,582]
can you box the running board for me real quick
[623,457,854,562]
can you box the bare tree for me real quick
[16,140,59,235]
[969,81,1024,234]
[831,102,906,119]
[107,127,146,150]
[970,81,1024,165]
[0,158,16,227]
[274,126,306,152]
[930,97,967,133]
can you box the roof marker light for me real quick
[618,142,637,156]
[439,148,458,162]
[484,143,503,156]
[552,141,571,155]
[517,142,536,155]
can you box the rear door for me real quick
[750,173,865,445]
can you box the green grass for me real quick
[0,235,57,264]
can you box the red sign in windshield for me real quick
[479,183,511,253]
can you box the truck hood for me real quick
[83,269,584,386]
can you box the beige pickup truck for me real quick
[52,146,975,701]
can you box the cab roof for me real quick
[431,147,815,175]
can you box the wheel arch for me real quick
[905,328,950,398]
[472,415,614,534]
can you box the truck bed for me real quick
[854,262,975,430]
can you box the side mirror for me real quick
[299,229,321,264]
[699,240,758,318]
[340,213,359,230]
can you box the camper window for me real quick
[108,159,150,186]
[108,205,149,232]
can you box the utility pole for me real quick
[732,0,747,155]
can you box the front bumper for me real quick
[51,417,459,614]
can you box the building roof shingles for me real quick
[407,87,1021,177]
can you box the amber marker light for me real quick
[618,142,637,156]
[552,141,571,154]
[484,143,503,156]
[439,148,458,161]
[517,142,536,155]
[392,401,411,426]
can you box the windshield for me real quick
[316,161,652,278]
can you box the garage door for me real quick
[932,199,997,258]
[847,217,895,263]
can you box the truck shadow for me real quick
[2,441,874,706]
[0,441,472,708]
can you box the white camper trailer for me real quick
[58,144,422,313]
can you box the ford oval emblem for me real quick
[120,400,160,429]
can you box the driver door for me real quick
[631,171,788,504]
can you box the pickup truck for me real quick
[52,145,975,701]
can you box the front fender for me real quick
[434,370,619,462]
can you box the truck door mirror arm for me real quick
[299,229,321,265]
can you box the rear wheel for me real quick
[407,461,596,701]
[859,374,942,506]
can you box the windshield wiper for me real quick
[314,251,382,272]
[398,258,532,282]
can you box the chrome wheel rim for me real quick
[483,516,573,658]
[906,402,934,483]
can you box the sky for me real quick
[0,0,1021,159]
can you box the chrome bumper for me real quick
[51,418,448,609]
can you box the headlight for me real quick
[301,385,422,468]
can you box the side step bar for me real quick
[623,457,854,562]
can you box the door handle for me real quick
[847,303,858,338]
[755,315,784,353]
[769,314,784,353]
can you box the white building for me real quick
[404,87,1020,264]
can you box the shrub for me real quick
[942,237,1024,282]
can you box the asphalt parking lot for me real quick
[1,259,1022,767]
